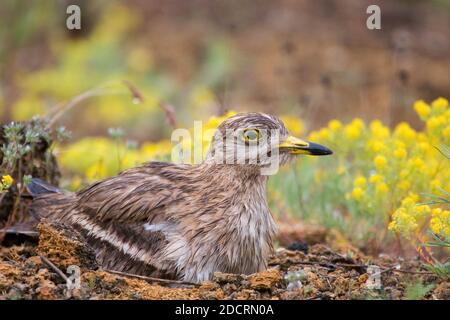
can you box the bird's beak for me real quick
[279,136,333,156]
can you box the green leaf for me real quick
[403,282,435,300]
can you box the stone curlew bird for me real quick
[28,113,332,283]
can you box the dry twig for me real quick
[104,268,198,287]
[40,255,69,282]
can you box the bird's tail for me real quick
[28,178,76,222]
[27,178,62,197]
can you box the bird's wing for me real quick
[77,162,188,223]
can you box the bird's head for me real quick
[205,113,332,174]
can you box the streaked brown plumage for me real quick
[29,113,332,282]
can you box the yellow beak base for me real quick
[279,136,333,156]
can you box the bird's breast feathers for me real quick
[141,202,276,283]
[143,182,277,283]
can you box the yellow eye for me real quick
[243,129,260,142]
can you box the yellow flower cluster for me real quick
[307,97,449,242]
[389,196,450,239]
[388,194,426,238]
[415,97,450,142]
[59,137,172,186]
[388,98,450,239]
[429,208,450,237]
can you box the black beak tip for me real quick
[308,142,333,156]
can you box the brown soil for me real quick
[0,221,446,300]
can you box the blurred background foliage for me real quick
[2,0,450,134]
[0,0,449,257]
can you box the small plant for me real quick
[55,126,72,142]
[403,281,435,300]
[425,260,450,280]
[0,116,61,225]
[1,122,29,171]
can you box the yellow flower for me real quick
[368,140,385,152]
[389,207,418,236]
[409,193,419,202]
[436,115,446,124]
[414,100,431,119]
[401,196,417,208]
[430,216,443,235]
[431,208,442,216]
[430,179,441,190]
[354,175,367,188]
[1,175,13,188]
[443,126,450,138]
[445,109,450,120]
[281,116,305,137]
[411,157,425,170]
[430,208,450,237]
[376,182,388,194]
[397,180,410,191]
[352,118,365,130]
[351,187,364,200]
[345,125,360,139]
[318,128,330,140]
[413,205,431,219]
[431,97,448,113]
[369,174,383,184]
[393,148,407,159]
[427,117,444,131]
[344,119,364,140]
[370,120,390,139]
[415,205,431,215]
[374,155,387,170]
[328,119,342,131]
[394,122,416,141]
[417,142,430,153]
[394,140,406,149]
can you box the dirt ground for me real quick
[0,221,448,300]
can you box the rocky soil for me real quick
[0,221,448,300]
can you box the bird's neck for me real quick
[197,163,276,276]
[199,162,269,183]
[198,162,271,220]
